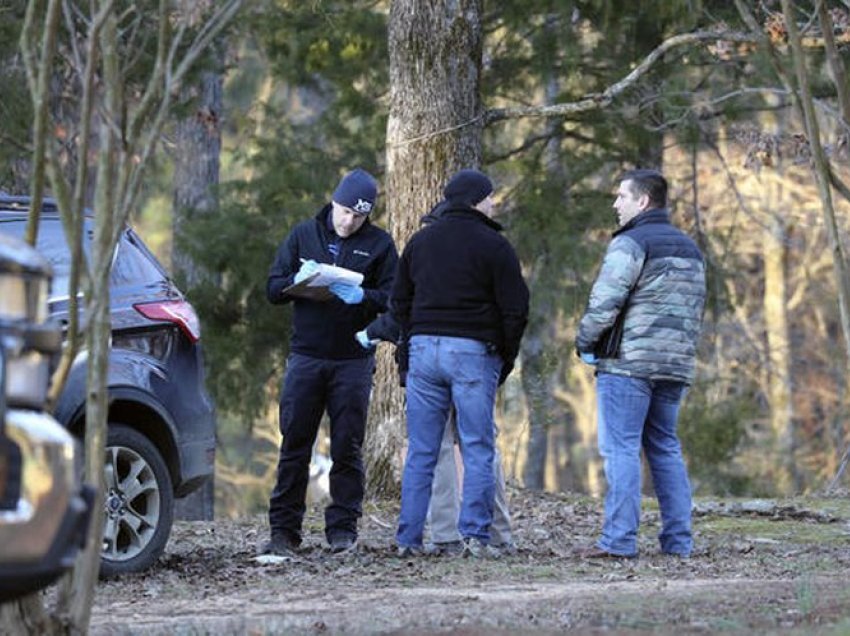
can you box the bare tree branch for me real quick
[829,167,850,205]
[18,0,41,97]
[486,130,560,163]
[21,0,62,246]
[127,0,170,149]
[119,0,243,228]
[817,0,850,127]
[46,0,112,415]
[485,30,758,124]
[778,0,850,388]
[390,20,849,148]
[60,0,84,75]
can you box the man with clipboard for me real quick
[264,168,398,555]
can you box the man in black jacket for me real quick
[263,168,398,554]
[392,169,529,557]
[358,205,518,556]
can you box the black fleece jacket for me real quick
[267,205,398,359]
[391,205,529,375]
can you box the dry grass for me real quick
[90,488,850,634]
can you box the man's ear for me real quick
[638,193,651,211]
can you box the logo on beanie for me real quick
[353,199,373,214]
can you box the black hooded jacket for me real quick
[391,203,529,377]
[267,205,398,359]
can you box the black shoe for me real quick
[328,535,356,553]
[259,533,299,556]
[397,545,427,558]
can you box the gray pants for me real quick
[427,413,513,546]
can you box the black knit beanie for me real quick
[443,169,494,207]
[332,168,378,214]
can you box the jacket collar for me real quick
[613,207,669,237]
[442,204,503,232]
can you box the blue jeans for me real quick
[397,335,501,548]
[428,411,513,546]
[596,373,692,557]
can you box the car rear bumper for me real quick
[175,435,216,497]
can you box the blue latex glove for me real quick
[294,259,320,284]
[329,282,364,304]
[355,330,378,349]
[580,352,598,366]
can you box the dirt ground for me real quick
[90,488,850,635]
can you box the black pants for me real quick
[268,353,374,544]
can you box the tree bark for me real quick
[172,71,222,290]
[519,329,556,489]
[817,1,850,127]
[171,70,222,521]
[763,188,796,493]
[521,50,565,490]
[557,368,602,495]
[779,0,850,382]
[366,0,484,495]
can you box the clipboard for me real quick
[283,263,364,301]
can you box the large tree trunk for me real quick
[171,70,222,521]
[172,71,222,290]
[817,0,850,490]
[763,186,796,493]
[558,367,602,495]
[520,324,555,490]
[366,0,484,496]
[779,0,850,490]
[521,44,568,490]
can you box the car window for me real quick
[111,229,168,286]
[0,219,75,299]
[1,219,167,296]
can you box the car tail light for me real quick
[133,300,201,343]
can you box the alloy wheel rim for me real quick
[102,444,160,562]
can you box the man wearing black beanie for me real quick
[392,168,529,557]
[443,169,495,209]
[263,167,398,555]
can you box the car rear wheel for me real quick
[100,424,173,577]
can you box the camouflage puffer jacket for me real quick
[575,208,706,384]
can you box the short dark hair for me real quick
[622,169,667,208]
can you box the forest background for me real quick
[2,0,850,522]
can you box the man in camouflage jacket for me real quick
[575,169,706,559]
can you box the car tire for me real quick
[100,424,174,578]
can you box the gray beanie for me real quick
[332,168,378,214]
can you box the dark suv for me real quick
[0,195,216,577]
